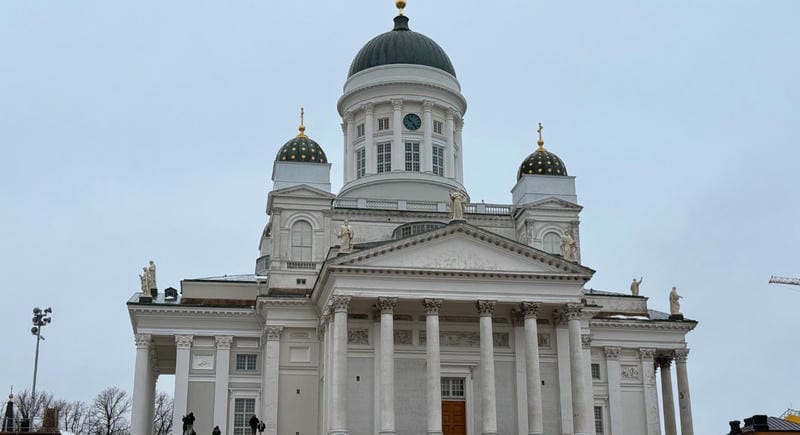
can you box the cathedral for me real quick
[127,3,698,435]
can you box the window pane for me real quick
[356,148,366,178]
[291,221,312,261]
[594,406,604,434]
[543,232,561,254]
[234,398,256,435]
[377,142,391,173]
[591,363,601,379]
[405,142,420,172]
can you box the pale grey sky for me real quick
[1,1,798,434]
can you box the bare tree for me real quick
[58,400,90,434]
[152,392,173,435]
[14,389,53,431]
[88,387,130,435]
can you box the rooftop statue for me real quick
[560,229,578,262]
[630,277,643,296]
[337,219,354,253]
[449,190,467,222]
[669,286,683,315]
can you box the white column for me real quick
[324,312,334,434]
[422,100,434,173]
[213,336,232,433]
[392,99,403,171]
[477,300,498,435]
[341,120,348,184]
[513,315,528,434]
[520,303,543,435]
[674,349,694,435]
[640,348,661,435]
[173,335,193,435]
[554,317,573,434]
[364,103,375,174]
[423,298,443,435]
[604,347,623,435]
[582,335,595,435]
[565,304,590,435]
[146,354,158,435]
[131,334,152,435]
[658,357,678,435]
[445,109,455,178]
[329,296,351,435]
[455,116,464,182]
[262,327,283,435]
[345,112,355,182]
[372,306,382,435]
[377,297,397,435]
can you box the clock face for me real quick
[403,113,422,131]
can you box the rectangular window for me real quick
[356,148,366,178]
[356,123,365,138]
[594,406,605,434]
[432,145,444,176]
[433,120,443,135]
[376,142,392,173]
[233,398,256,435]
[404,141,420,172]
[378,117,390,131]
[441,377,465,399]
[236,354,257,371]
[591,363,601,379]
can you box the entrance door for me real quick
[442,401,466,435]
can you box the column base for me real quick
[481,433,498,435]
[426,431,444,435]
[528,432,544,435]
[328,431,349,435]
[379,431,396,435]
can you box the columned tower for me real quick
[337,4,467,202]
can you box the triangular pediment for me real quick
[329,223,593,276]
[522,197,582,210]
[270,184,336,199]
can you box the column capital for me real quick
[391,99,403,110]
[377,297,398,314]
[639,348,656,361]
[656,356,673,369]
[520,302,540,319]
[604,346,621,360]
[330,295,351,313]
[215,336,233,350]
[446,107,456,119]
[135,333,152,349]
[563,303,583,321]
[362,102,375,114]
[476,300,496,317]
[673,348,690,362]
[345,111,355,122]
[581,334,592,350]
[175,335,193,349]
[263,326,283,342]
[422,100,434,112]
[422,298,443,315]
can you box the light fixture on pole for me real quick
[30,307,52,397]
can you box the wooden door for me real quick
[442,401,466,435]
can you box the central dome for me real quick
[348,15,456,78]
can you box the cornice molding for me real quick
[129,305,255,317]
[590,319,697,332]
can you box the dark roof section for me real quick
[729,415,800,433]
[518,148,568,179]
[276,136,328,164]
[348,15,456,78]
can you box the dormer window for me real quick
[542,232,561,255]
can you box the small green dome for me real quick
[518,148,568,179]
[348,15,456,78]
[276,135,327,164]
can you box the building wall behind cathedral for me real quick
[187,382,214,433]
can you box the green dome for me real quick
[348,15,456,78]
[518,148,568,179]
[276,135,328,164]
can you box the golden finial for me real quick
[537,122,546,151]
[396,0,406,16]
[297,107,307,138]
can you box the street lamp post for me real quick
[30,307,52,397]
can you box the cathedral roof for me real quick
[518,124,568,180]
[348,14,456,78]
[275,109,328,164]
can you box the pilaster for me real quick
[392,99,404,171]
[214,336,232,433]
[261,327,282,435]
[422,100,434,173]
[639,348,660,435]
[604,347,623,435]
[565,304,590,435]
[329,296,351,435]
[173,335,193,435]
[364,103,375,174]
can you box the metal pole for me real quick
[32,328,41,397]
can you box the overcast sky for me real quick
[1,1,799,434]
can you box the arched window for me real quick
[291,221,313,261]
[542,232,561,255]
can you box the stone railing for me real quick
[286,261,317,270]
[332,198,511,216]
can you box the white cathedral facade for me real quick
[127,4,697,435]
